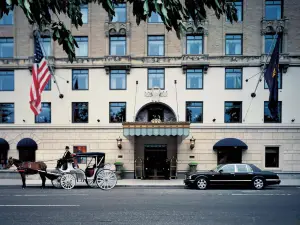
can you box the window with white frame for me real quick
[74,37,88,57]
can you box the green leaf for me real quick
[143,0,149,15]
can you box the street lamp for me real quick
[190,136,196,150]
[117,137,122,149]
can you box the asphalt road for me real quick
[0,186,299,225]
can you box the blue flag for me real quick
[264,33,282,120]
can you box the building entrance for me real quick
[217,150,242,164]
[144,144,169,179]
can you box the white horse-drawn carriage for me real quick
[44,151,117,190]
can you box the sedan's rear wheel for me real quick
[196,178,208,190]
[253,178,265,190]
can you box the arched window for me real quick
[135,103,177,122]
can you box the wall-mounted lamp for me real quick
[212,118,216,122]
[116,137,122,149]
[97,119,100,122]
[291,119,295,123]
[23,119,26,122]
[190,136,195,150]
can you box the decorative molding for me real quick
[260,18,288,35]
[1,55,300,70]
[105,22,131,37]
[184,20,209,36]
[103,55,131,74]
[144,87,168,102]
[260,53,290,73]
[182,54,209,74]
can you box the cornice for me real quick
[0,55,299,70]
[0,123,299,130]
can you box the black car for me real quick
[184,163,281,190]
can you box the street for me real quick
[0,186,299,225]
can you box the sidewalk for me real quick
[0,178,299,187]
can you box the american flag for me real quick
[29,35,51,115]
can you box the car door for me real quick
[234,164,253,185]
[212,164,236,185]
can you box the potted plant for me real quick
[188,162,198,173]
[114,162,124,179]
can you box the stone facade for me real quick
[0,1,300,176]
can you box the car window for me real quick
[220,164,235,173]
[236,164,248,172]
[246,165,253,172]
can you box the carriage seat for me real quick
[85,168,95,177]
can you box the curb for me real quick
[0,184,299,188]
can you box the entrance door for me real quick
[217,150,242,164]
[144,145,168,179]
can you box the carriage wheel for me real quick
[60,174,76,190]
[85,178,98,188]
[51,178,61,188]
[96,169,117,190]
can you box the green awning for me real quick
[123,122,190,136]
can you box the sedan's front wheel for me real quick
[253,178,265,190]
[196,178,208,190]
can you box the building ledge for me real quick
[0,55,300,69]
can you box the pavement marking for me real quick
[0,205,80,207]
[232,193,292,196]
[13,194,88,197]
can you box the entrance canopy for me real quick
[17,138,38,150]
[213,138,248,150]
[123,122,190,136]
[0,138,9,151]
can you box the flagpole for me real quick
[34,31,64,99]
[251,27,280,98]
[243,26,280,121]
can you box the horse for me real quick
[6,157,47,189]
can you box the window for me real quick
[186,69,203,89]
[148,69,165,89]
[73,146,87,164]
[236,164,248,172]
[264,67,282,89]
[40,37,52,56]
[225,34,242,55]
[148,36,164,56]
[109,102,126,123]
[264,101,282,123]
[35,103,51,123]
[148,13,163,23]
[186,102,203,123]
[110,70,126,90]
[0,10,13,25]
[265,0,282,20]
[0,38,13,58]
[0,71,14,91]
[264,34,282,54]
[72,102,88,123]
[111,3,126,22]
[226,1,243,21]
[0,103,14,123]
[81,5,88,24]
[74,37,88,57]
[224,101,242,123]
[220,164,235,173]
[225,68,242,89]
[44,77,51,91]
[109,36,126,56]
[265,147,279,168]
[72,70,89,90]
[186,35,203,55]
